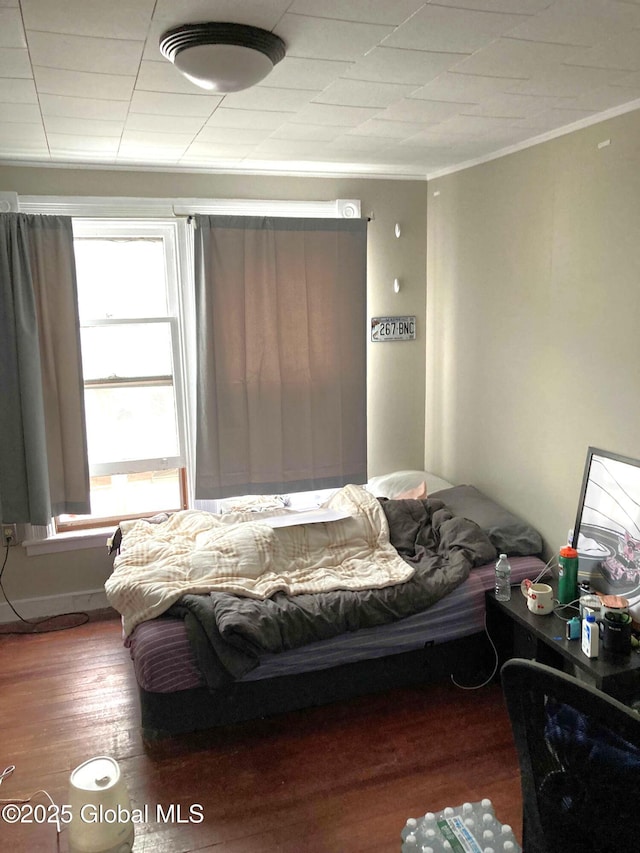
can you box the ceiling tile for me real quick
[1,102,41,122]
[569,86,640,112]
[43,115,124,137]
[120,129,193,148]
[348,118,428,139]
[383,5,526,54]
[204,108,292,130]
[116,148,182,164]
[259,56,353,91]
[252,138,331,158]
[0,77,37,103]
[380,145,449,169]
[343,46,467,85]
[222,86,317,112]
[312,78,418,108]
[40,93,129,121]
[411,71,524,103]
[452,37,582,78]
[505,0,640,47]
[274,13,393,61]
[26,31,144,75]
[327,133,390,153]
[33,66,135,100]
[184,137,262,154]
[508,64,630,97]
[289,103,380,127]
[125,113,206,134]
[196,125,272,144]
[511,105,597,131]
[468,91,567,117]
[0,47,32,77]
[379,98,471,124]
[181,142,257,160]
[21,0,156,40]
[129,91,220,117]
[0,7,26,48]
[152,0,291,31]
[288,0,425,25]
[118,136,190,161]
[0,121,48,153]
[613,70,640,87]
[47,133,119,155]
[563,29,640,71]
[435,113,522,137]
[434,0,554,11]
[268,122,341,141]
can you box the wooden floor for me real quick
[0,613,523,852]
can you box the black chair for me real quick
[501,658,640,853]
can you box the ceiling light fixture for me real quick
[159,22,286,93]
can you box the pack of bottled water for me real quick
[401,799,522,852]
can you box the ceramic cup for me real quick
[522,580,554,615]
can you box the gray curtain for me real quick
[194,215,367,499]
[0,214,90,524]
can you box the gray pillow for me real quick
[430,484,543,557]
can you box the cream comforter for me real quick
[106,484,414,636]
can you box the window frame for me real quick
[57,218,190,530]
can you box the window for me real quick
[57,220,188,529]
[12,195,361,540]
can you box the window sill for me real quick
[23,527,115,556]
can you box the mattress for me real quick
[128,555,546,694]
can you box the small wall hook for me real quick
[393,278,400,293]
[394,223,401,238]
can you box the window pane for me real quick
[85,386,179,465]
[75,238,168,320]
[58,469,183,524]
[81,323,173,381]
[90,470,182,518]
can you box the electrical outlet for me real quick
[2,524,17,546]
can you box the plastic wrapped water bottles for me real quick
[401,799,521,852]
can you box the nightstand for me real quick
[485,581,640,703]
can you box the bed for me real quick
[106,472,546,739]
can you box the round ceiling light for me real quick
[159,22,286,93]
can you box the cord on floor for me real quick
[0,544,89,635]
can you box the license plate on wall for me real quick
[370,316,416,342]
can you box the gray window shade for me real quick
[193,215,367,499]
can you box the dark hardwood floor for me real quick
[0,613,523,852]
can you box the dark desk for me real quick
[486,582,640,702]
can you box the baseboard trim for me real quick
[0,588,110,624]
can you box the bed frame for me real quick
[138,632,494,739]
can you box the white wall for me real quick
[426,108,640,556]
[0,166,428,610]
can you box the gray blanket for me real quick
[167,497,497,689]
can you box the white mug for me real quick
[522,580,554,615]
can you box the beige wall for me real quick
[426,108,640,556]
[0,166,427,606]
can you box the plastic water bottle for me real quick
[495,553,512,601]
[401,818,419,841]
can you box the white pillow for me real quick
[367,470,454,499]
